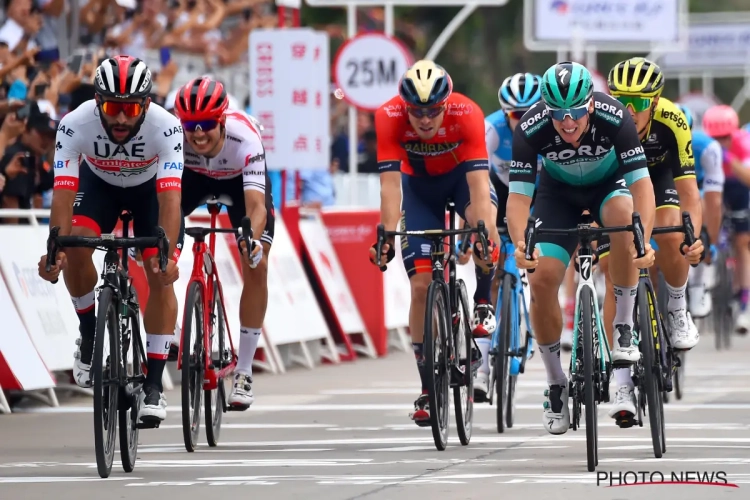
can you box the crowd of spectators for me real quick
[0,0,383,219]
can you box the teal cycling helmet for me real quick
[541,61,594,109]
[498,73,542,111]
[676,104,694,130]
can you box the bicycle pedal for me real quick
[615,413,636,429]
[612,359,636,368]
[227,404,250,412]
[136,418,161,429]
[414,418,431,428]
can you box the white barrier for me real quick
[383,237,412,352]
[299,210,376,359]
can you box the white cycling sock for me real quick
[538,341,566,386]
[613,367,634,388]
[667,280,688,312]
[688,263,705,287]
[613,285,637,328]
[475,337,491,374]
[236,326,261,376]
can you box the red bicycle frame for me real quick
[176,203,237,391]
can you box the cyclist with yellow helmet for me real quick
[600,57,704,425]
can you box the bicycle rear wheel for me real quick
[495,273,512,433]
[453,279,473,446]
[424,281,450,451]
[581,287,598,472]
[637,281,664,458]
[93,287,119,479]
[118,297,144,472]
[205,281,227,447]
[181,281,205,452]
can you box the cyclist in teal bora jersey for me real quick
[506,61,659,434]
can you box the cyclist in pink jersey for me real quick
[704,105,750,333]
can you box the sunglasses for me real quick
[506,110,528,121]
[100,101,144,118]
[182,120,221,132]
[614,95,654,113]
[547,101,591,122]
[407,106,445,119]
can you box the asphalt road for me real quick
[1,329,749,500]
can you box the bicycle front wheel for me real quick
[453,279,473,446]
[205,280,227,447]
[495,273,512,433]
[118,296,144,472]
[580,286,598,472]
[637,281,664,458]
[181,281,205,452]
[424,281,450,451]
[93,287,119,479]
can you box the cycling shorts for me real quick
[400,163,498,278]
[490,169,509,229]
[71,162,185,261]
[723,177,750,233]
[181,168,275,246]
[533,168,630,267]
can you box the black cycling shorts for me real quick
[71,162,185,260]
[490,169,510,229]
[180,167,275,246]
[532,168,631,266]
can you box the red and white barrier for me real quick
[299,209,376,361]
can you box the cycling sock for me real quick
[72,291,96,363]
[475,337,491,375]
[613,285,637,328]
[613,367,634,388]
[145,334,170,392]
[538,341,566,386]
[236,326,261,376]
[688,263,704,287]
[666,280,688,312]
[412,343,428,392]
[473,264,493,305]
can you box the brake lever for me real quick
[631,212,646,259]
[524,216,537,274]
[240,217,254,257]
[681,211,700,268]
[375,224,387,272]
[155,226,169,273]
[46,226,60,284]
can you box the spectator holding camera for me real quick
[0,101,56,223]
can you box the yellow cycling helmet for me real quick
[608,57,664,97]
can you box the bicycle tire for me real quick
[93,287,119,479]
[581,286,598,472]
[506,278,522,430]
[424,281,450,451]
[674,351,684,400]
[637,281,664,458]
[453,279,473,446]
[181,281,204,453]
[205,280,226,447]
[118,299,143,473]
[495,273,512,433]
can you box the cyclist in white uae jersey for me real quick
[37,56,184,426]
[174,77,274,409]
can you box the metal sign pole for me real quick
[347,4,359,206]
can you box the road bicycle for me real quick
[45,212,169,478]
[524,213,637,472]
[490,228,534,433]
[178,196,248,452]
[628,211,697,459]
[712,211,745,350]
[375,202,489,451]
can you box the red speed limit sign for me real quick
[333,33,414,111]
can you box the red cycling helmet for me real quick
[94,55,152,99]
[173,78,229,121]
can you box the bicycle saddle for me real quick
[201,194,234,207]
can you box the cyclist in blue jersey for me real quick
[677,104,724,318]
[470,72,542,400]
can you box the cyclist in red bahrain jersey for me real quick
[369,60,501,425]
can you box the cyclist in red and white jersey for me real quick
[174,77,274,409]
[703,105,750,332]
[37,56,184,425]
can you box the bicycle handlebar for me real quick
[524,211,698,274]
[45,226,170,284]
[238,216,256,258]
[375,220,490,272]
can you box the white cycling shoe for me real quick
[473,371,490,402]
[542,383,570,435]
[228,373,254,408]
[611,325,639,364]
[471,304,497,337]
[608,385,636,419]
[73,337,93,388]
[669,309,699,349]
[688,285,711,319]
[138,386,167,422]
